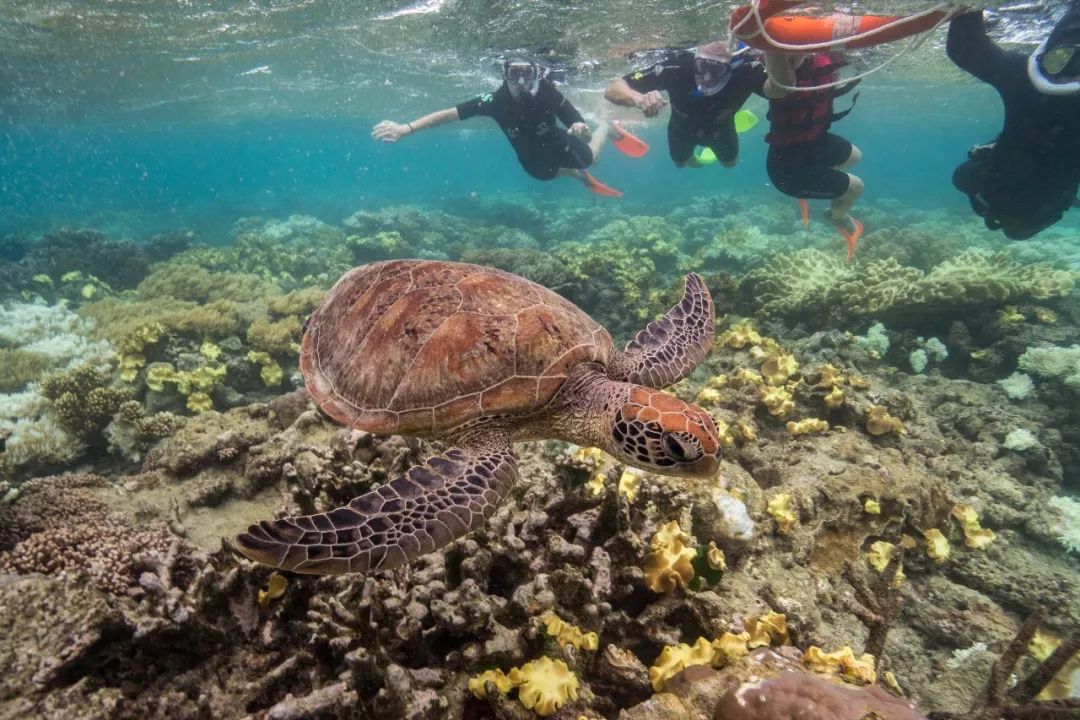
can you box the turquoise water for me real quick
[4,79,1073,240]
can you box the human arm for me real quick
[371,107,460,143]
[762,51,799,99]
[605,77,667,117]
[947,10,1011,87]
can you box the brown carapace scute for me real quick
[237,260,719,575]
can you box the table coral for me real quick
[744,249,1076,323]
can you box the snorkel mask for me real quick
[692,41,745,97]
[504,60,542,100]
[1028,2,1080,95]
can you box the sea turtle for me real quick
[237,259,720,575]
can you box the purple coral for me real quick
[713,669,927,720]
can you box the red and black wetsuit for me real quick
[765,52,860,200]
[456,80,593,180]
[948,11,1080,239]
[622,50,767,165]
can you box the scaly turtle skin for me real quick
[237,259,719,575]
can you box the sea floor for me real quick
[1,195,1078,718]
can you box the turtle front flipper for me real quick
[236,430,517,575]
[610,272,715,388]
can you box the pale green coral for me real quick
[247,315,302,355]
[746,249,1076,321]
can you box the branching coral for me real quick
[39,364,129,440]
[928,610,1080,720]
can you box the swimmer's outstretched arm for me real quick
[604,77,667,117]
[947,10,1010,88]
[371,108,460,143]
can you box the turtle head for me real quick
[609,386,721,478]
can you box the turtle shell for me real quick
[300,259,614,436]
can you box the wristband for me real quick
[407,122,415,134]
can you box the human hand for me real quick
[635,90,666,118]
[371,120,412,143]
[569,122,592,140]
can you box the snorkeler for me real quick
[603,41,767,168]
[947,3,1080,240]
[761,50,865,259]
[371,59,620,196]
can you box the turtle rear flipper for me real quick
[611,272,715,389]
[236,430,517,575]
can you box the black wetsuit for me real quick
[456,80,592,180]
[948,11,1080,239]
[623,50,767,165]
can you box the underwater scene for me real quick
[2,0,1080,718]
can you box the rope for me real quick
[733,0,960,92]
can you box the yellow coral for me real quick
[760,385,794,418]
[767,494,797,535]
[706,541,726,571]
[706,374,729,389]
[713,418,736,448]
[761,352,799,386]
[1034,307,1058,324]
[923,528,950,563]
[467,668,519,699]
[541,613,599,652]
[863,498,881,515]
[786,418,829,435]
[950,503,995,549]
[866,405,905,436]
[260,359,284,387]
[718,319,762,349]
[512,657,580,717]
[998,306,1025,324]
[617,469,641,503]
[643,521,696,593]
[866,541,905,587]
[816,364,844,388]
[187,391,214,414]
[200,340,222,361]
[648,637,716,691]
[712,631,752,666]
[145,363,176,393]
[731,367,764,387]
[848,374,872,389]
[736,420,758,443]
[803,646,877,685]
[695,387,723,405]
[1028,629,1080,700]
[257,572,288,610]
[824,385,845,409]
[744,612,789,648]
[118,352,145,383]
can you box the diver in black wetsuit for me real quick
[603,41,767,168]
[948,3,1080,239]
[372,59,619,195]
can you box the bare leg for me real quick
[588,123,610,163]
[828,174,864,221]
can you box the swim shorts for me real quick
[669,114,739,166]
[766,132,853,200]
[518,132,593,180]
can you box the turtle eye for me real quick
[663,433,702,463]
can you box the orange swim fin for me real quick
[831,216,863,261]
[584,171,623,197]
[798,198,810,230]
[612,123,649,158]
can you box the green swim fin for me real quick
[694,147,718,166]
[734,109,759,134]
